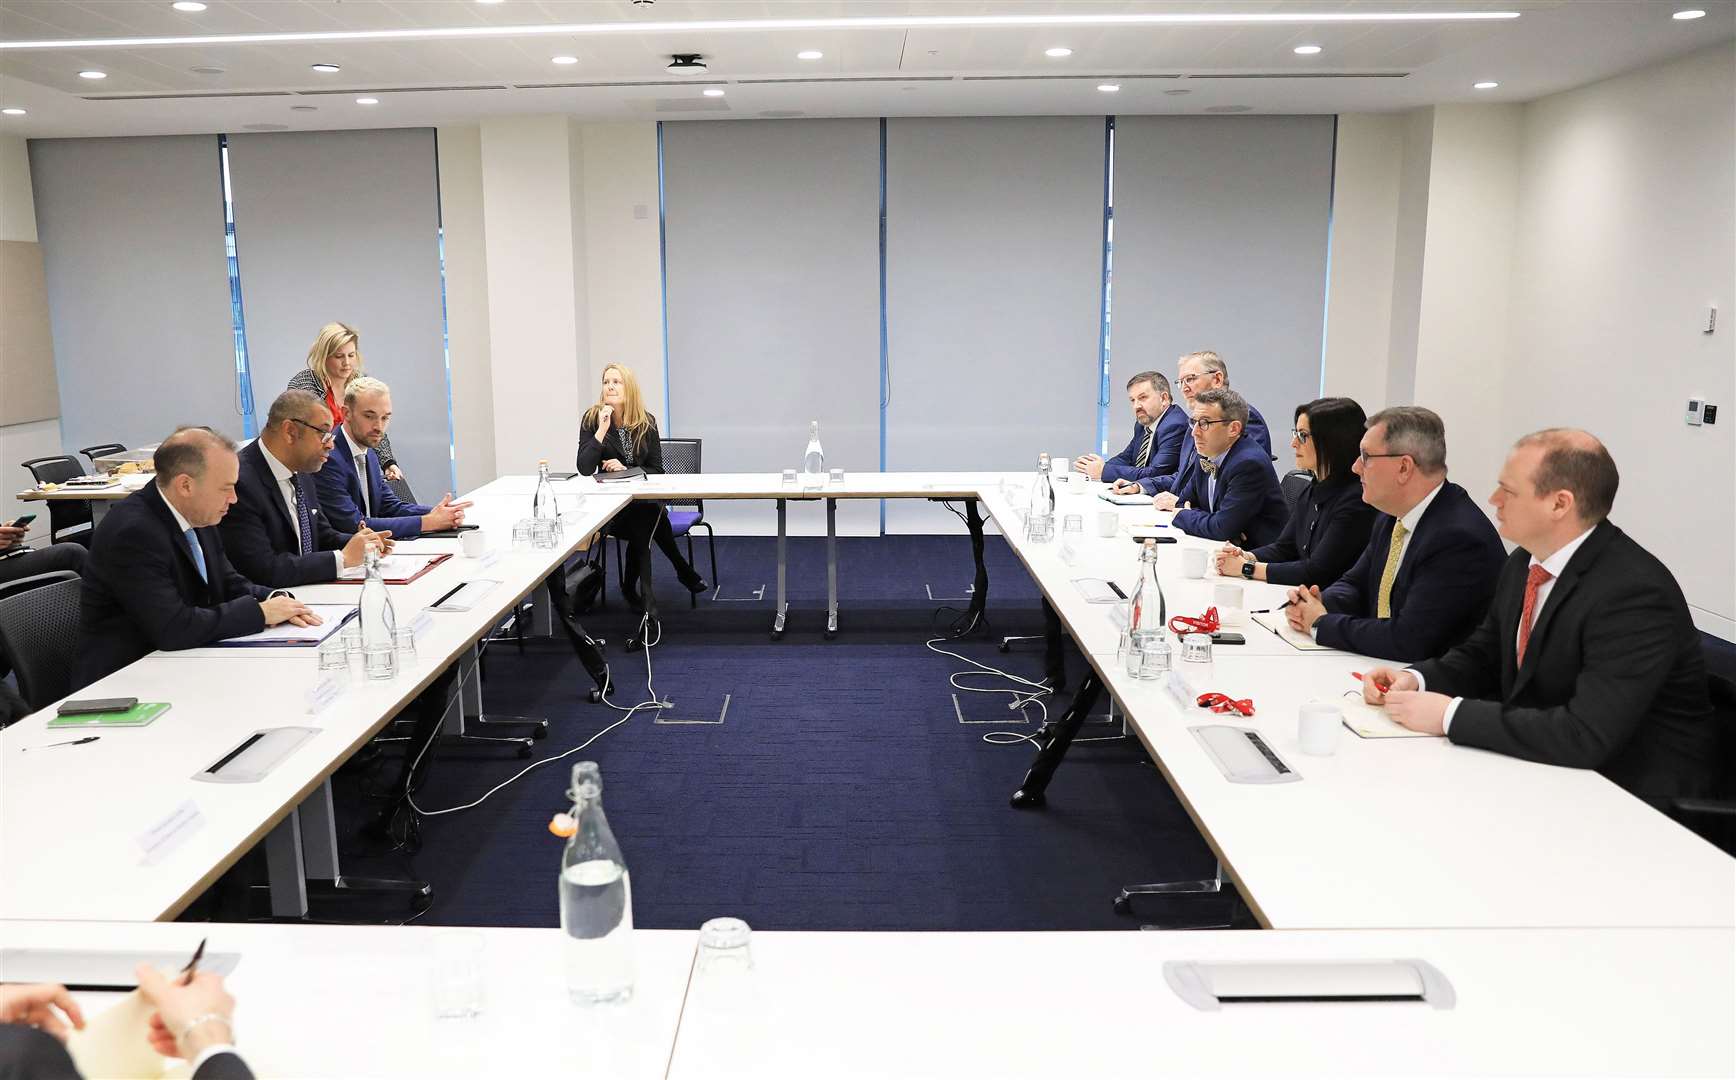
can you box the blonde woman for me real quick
[288,322,401,481]
[576,363,707,611]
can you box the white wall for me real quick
[578,123,663,422]
[0,134,60,542]
[1503,43,1735,637]
[1321,114,1402,409]
[436,123,496,495]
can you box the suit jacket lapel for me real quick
[1510,522,1611,698]
[249,444,297,539]
[143,484,206,591]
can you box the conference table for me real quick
[2,468,1732,1076]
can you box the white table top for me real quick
[668,927,1736,1079]
[0,920,698,1080]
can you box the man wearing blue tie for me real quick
[316,377,471,539]
[1073,371,1189,486]
[1152,388,1288,547]
[74,427,319,690]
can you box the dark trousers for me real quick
[0,542,86,588]
[609,502,697,603]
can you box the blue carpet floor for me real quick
[329,535,1238,931]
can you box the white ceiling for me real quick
[0,0,1730,136]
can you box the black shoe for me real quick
[680,575,709,595]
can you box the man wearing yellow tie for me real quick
[1284,406,1504,661]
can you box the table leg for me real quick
[773,498,788,637]
[91,499,112,526]
[1042,599,1066,690]
[825,497,838,638]
[1010,672,1102,809]
[958,498,990,636]
[264,812,309,918]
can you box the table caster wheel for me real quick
[1113,895,1132,915]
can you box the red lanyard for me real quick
[1169,606,1222,636]
[1196,692,1256,717]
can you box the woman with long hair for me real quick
[288,322,401,480]
[1216,396,1375,587]
[576,363,708,613]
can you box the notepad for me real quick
[1340,698,1441,739]
[216,605,356,647]
[334,553,450,584]
[1251,610,1335,651]
[1071,577,1125,604]
[1098,491,1150,506]
[47,702,170,729]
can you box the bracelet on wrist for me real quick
[176,1012,233,1044]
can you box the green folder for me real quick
[47,702,171,729]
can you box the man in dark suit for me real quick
[1286,406,1504,662]
[0,966,255,1078]
[1152,388,1287,547]
[315,376,469,539]
[1361,429,1716,803]
[1074,370,1189,487]
[220,390,389,588]
[1116,349,1274,497]
[74,427,318,690]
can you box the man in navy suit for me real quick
[1287,406,1505,662]
[1074,371,1189,486]
[1151,388,1288,548]
[315,377,470,539]
[74,427,319,689]
[221,390,389,588]
[1361,430,1715,803]
[1116,350,1274,497]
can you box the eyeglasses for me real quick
[289,417,337,446]
[1178,373,1205,388]
[1188,417,1233,431]
[1356,449,1408,466]
[1290,428,1312,444]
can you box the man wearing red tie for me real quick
[1362,429,1716,804]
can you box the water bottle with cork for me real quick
[552,761,635,1005]
[358,547,397,680]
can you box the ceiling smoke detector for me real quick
[667,54,708,75]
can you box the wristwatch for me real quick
[1240,560,1256,580]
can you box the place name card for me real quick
[136,800,206,866]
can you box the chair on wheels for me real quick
[19,456,94,546]
[605,436,718,608]
[0,570,83,716]
[78,443,128,471]
[1279,468,1312,515]
[1671,671,1736,856]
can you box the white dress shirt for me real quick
[262,443,344,577]
[1412,524,1596,733]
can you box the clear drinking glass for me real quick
[364,642,398,681]
[394,625,417,663]
[512,519,535,550]
[695,917,754,978]
[317,636,350,677]
[341,622,363,657]
[431,931,486,1020]
[1062,514,1083,540]
[1136,635,1172,679]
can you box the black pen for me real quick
[429,582,466,608]
[1248,598,1300,615]
[26,736,99,751]
[1108,582,1128,600]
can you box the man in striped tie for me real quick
[1074,371,1189,486]
[1284,406,1504,661]
[1359,430,1716,804]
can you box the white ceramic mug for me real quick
[1096,511,1119,538]
[1181,547,1208,579]
[1298,702,1343,756]
[1212,582,1246,625]
[461,529,487,558]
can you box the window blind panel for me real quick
[1109,116,1335,441]
[29,136,241,454]
[884,117,1107,533]
[662,119,882,536]
[225,129,453,495]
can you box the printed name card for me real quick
[136,800,206,866]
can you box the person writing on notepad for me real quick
[315,377,470,539]
[73,427,319,691]
[1359,430,1715,804]
[220,390,390,588]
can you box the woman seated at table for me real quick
[288,322,404,482]
[1215,396,1375,587]
[576,363,708,611]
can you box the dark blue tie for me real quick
[183,528,208,583]
[292,479,315,555]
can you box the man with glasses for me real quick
[1151,388,1287,547]
[220,390,390,588]
[1285,406,1504,661]
[1074,370,1188,486]
[1112,350,1273,497]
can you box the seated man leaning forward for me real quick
[1150,387,1287,549]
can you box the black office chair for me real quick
[386,473,417,506]
[19,456,93,546]
[78,443,127,470]
[603,436,718,608]
[1671,672,1736,856]
[1279,469,1313,515]
[0,570,82,716]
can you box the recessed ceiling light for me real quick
[290,105,318,111]
[702,87,725,97]
[1045,47,1072,57]
[1293,44,1322,55]
[172,1,207,11]
[1164,88,1191,96]
[1097,83,1120,92]
[189,65,225,74]
[1672,9,1707,19]
[1473,80,1499,89]
[476,0,505,4]
[356,96,379,105]
[0,12,1527,52]
[1,107,25,115]
[311,63,340,73]
[1205,104,1252,113]
[796,49,823,60]
[552,55,578,64]
[78,70,106,79]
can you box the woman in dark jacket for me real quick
[1216,396,1375,588]
[576,363,707,611]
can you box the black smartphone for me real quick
[57,697,139,716]
[1210,632,1246,646]
[7,514,35,528]
[1128,534,1178,544]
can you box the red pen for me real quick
[1351,671,1392,693]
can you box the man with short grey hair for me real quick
[74,426,319,688]
[1075,370,1188,484]
[1285,405,1504,661]
[1115,349,1274,496]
